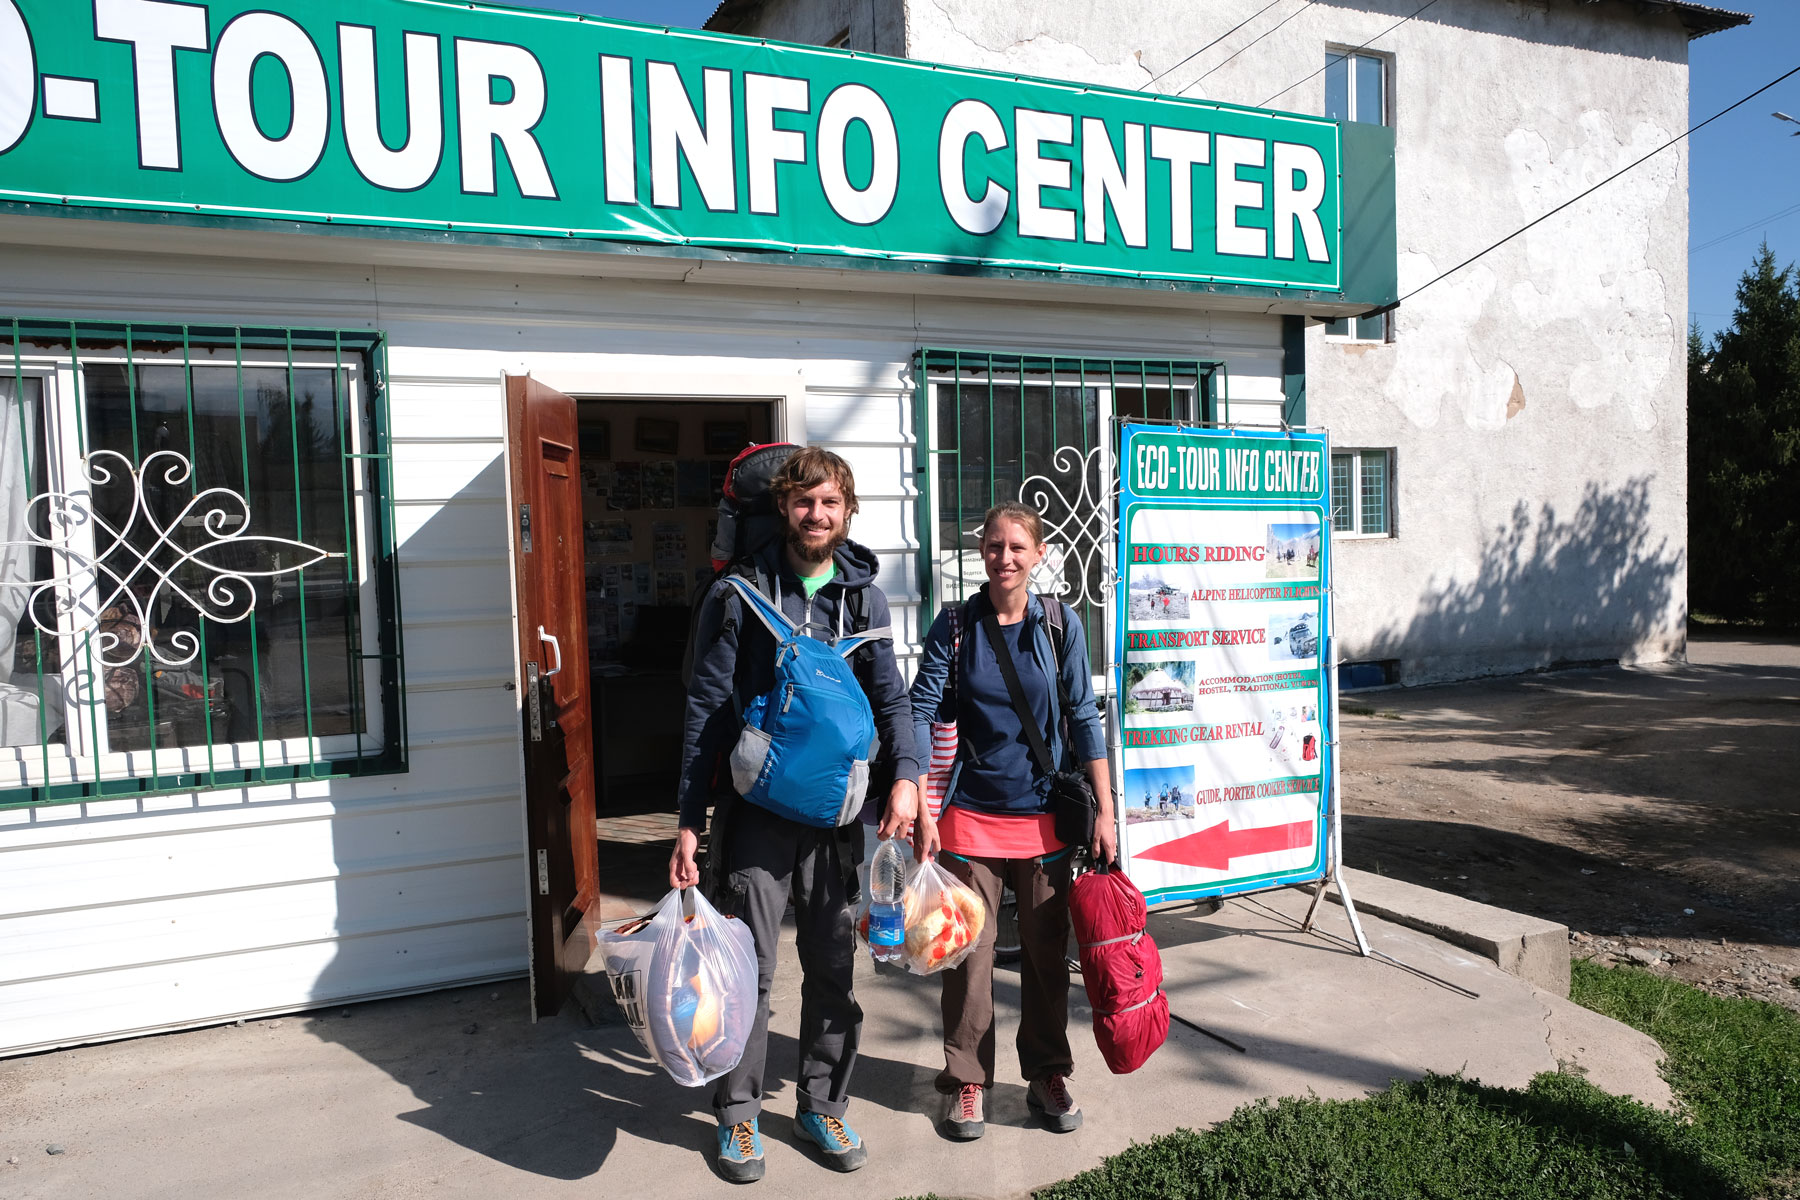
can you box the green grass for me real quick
[1014,962,1800,1200]
[1570,958,1800,1195]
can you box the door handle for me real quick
[537,626,563,679]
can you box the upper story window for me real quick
[1325,50,1387,126]
[0,321,406,809]
[1323,49,1390,343]
[1330,449,1392,538]
[1325,310,1390,343]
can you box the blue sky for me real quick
[1688,8,1800,341]
[543,1,1793,342]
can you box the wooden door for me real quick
[505,374,598,1017]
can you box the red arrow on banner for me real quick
[1135,818,1316,871]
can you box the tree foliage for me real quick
[1688,244,1800,627]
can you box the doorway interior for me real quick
[574,397,773,836]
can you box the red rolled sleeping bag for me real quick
[1070,860,1169,1074]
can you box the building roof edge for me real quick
[701,0,1752,41]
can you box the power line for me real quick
[1386,63,1800,312]
[1692,199,1800,254]
[1178,2,1320,98]
[1260,0,1444,109]
[1140,0,1291,92]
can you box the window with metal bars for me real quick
[0,320,406,809]
[1329,448,1392,537]
[912,349,1223,671]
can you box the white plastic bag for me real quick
[598,887,758,1087]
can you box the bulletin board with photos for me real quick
[576,401,771,667]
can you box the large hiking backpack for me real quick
[681,443,797,687]
[722,576,891,827]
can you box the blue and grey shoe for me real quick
[715,1118,765,1184]
[792,1111,868,1172]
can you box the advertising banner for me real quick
[1115,424,1332,903]
[0,0,1347,292]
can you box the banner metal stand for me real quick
[1300,625,1370,957]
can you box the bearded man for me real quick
[672,446,920,1184]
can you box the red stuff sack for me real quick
[1070,860,1169,1074]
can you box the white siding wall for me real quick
[0,230,1280,1054]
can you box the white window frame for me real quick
[1325,47,1389,127]
[1330,448,1393,540]
[1323,311,1391,345]
[0,346,385,795]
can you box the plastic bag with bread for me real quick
[900,857,986,975]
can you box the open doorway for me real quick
[573,397,773,862]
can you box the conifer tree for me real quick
[1688,243,1800,627]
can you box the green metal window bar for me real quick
[0,319,407,809]
[911,348,1224,667]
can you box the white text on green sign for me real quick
[0,0,1341,290]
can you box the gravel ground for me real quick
[1338,633,1800,1014]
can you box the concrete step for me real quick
[1330,866,1571,995]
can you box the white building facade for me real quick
[0,0,1395,1053]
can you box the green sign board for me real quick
[0,0,1367,294]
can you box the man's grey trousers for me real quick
[710,801,862,1127]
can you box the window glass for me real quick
[0,376,57,751]
[1325,313,1388,343]
[78,364,361,751]
[1353,53,1384,125]
[1324,53,1349,122]
[1359,451,1389,535]
[1329,454,1353,532]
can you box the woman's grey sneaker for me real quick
[716,1118,766,1183]
[1027,1075,1082,1132]
[792,1111,868,1172]
[942,1083,986,1140]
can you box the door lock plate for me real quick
[536,848,549,896]
[525,661,542,741]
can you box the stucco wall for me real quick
[767,0,1694,684]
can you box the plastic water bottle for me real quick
[867,837,907,963]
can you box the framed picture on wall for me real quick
[704,420,750,456]
[580,419,611,460]
[635,416,681,456]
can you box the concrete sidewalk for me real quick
[0,889,1667,1200]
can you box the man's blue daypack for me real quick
[723,575,891,827]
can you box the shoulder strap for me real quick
[982,613,1056,777]
[726,574,890,660]
[1042,597,1067,666]
[721,574,797,641]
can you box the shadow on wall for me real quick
[1368,477,1685,684]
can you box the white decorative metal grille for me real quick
[1,450,340,668]
[963,443,1115,610]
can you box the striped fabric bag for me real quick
[922,603,963,818]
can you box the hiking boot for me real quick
[1027,1074,1083,1132]
[715,1118,765,1183]
[942,1083,986,1141]
[792,1111,868,1172]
